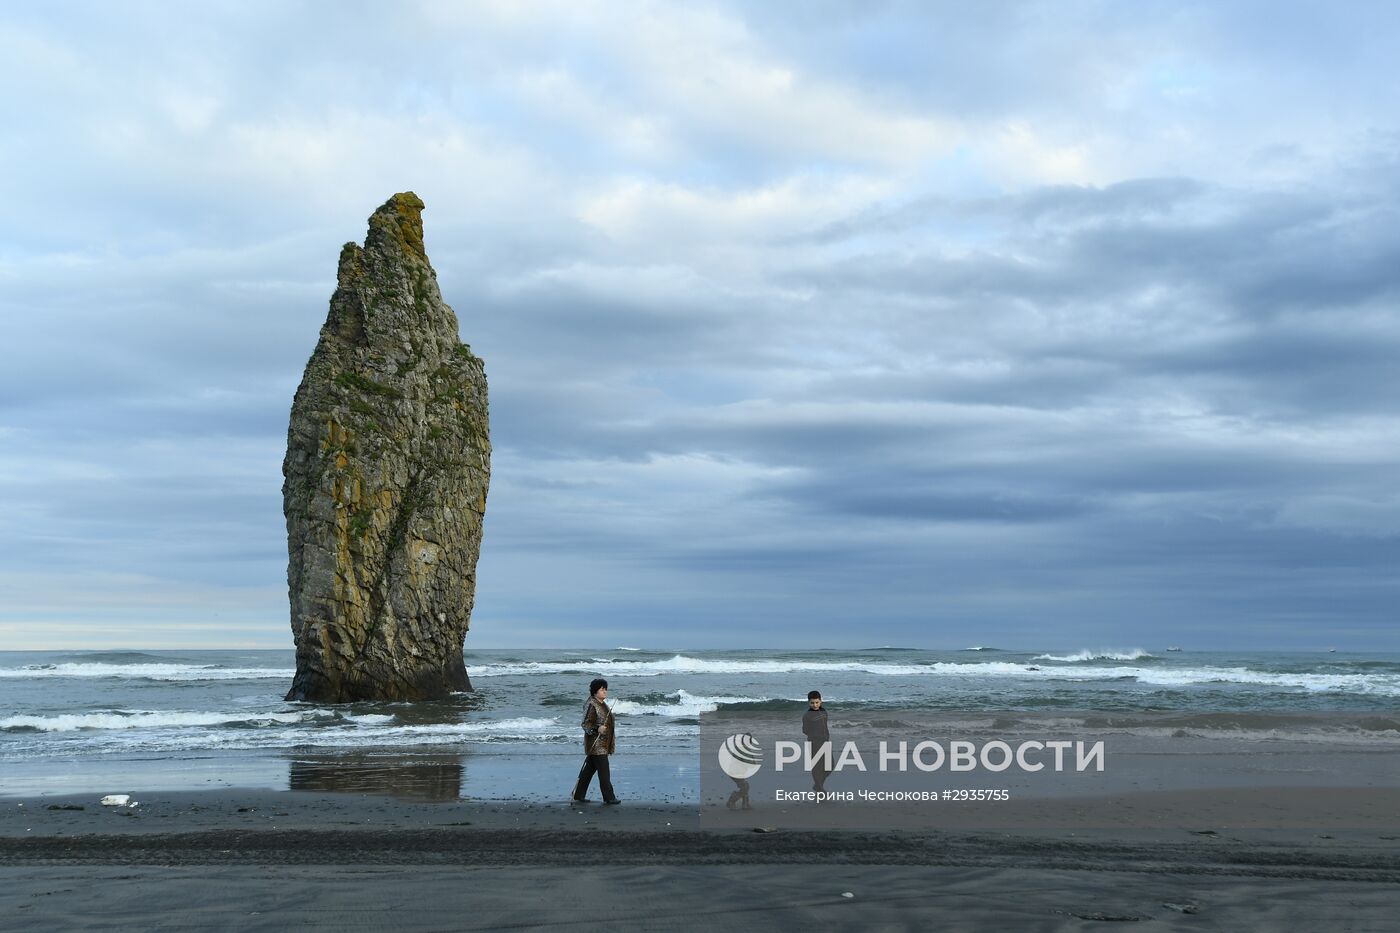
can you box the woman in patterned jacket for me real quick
[572,677,620,804]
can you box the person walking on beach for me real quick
[572,678,620,804]
[803,690,831,792]
[726,732,755,810]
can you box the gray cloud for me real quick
[2,2,1397,649]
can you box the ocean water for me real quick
[2,647,1397,800]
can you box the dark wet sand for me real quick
[2,789,1397,931]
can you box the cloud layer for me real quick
[2,1,1397,648]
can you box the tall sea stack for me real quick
[282,192,489,703]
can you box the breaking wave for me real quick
[0,709,390,732]
[0,713,636,754]
[1033,649,1155,662]
[0,663,293,681]
[610,689,773,717]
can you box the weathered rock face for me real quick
[282,192,489,703]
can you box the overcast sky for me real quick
[2,1,1397,650]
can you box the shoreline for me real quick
[5,648,1399,929]
[2,787,1397,874]
[3,788,1397,931]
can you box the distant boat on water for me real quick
[1166,646,1182,652]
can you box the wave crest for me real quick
[0,709,361,732]
[0,663,293,681]
[610,689,771,717]
[1033,649,1155,662]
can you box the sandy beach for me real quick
[7,0,1400,926]
[2,788,1397,931]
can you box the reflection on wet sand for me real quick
[286,754,465,801]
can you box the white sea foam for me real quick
[466,654,1400,696]
[1122,666,1400,695]
[0,663,294,681]
[131,724,679,752]
[0,714,608,755]
[343,713,396,725]
[969,663,1399,695]
[0,708,450,728]
[1033,649,1155,662]
[471,655,943,677]
[610,689,771,717]
[0,708,322,728]
[386,716,561,735]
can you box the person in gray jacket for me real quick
[572,678,620,804]
[802,690,830,792]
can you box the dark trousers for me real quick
[573,754,616,801]
[807,740,830,791]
